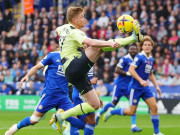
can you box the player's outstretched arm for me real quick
[115,66,131,76]
[83,37,120,49]
[129,65,148,87]
[148,72,161,97]
[20,63,43,86]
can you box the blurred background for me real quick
[0,0,180,115]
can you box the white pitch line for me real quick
[0,125,180,130]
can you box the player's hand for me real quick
[110,42,120,49]
[140,80,148,87]
[20,76,29,86]
[156,86,162,98]
[99,99,103,108]
[90,77,98,85]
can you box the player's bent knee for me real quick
[151,105,158,113]
[30,115,42,124]
[92,105,100,110]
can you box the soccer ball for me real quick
[117,15,134,33]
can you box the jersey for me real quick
[131,51,154,89]
[56,24,87,71]
[114,54,133,89]
[40,51,69,96]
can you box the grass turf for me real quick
[0,111,180,135]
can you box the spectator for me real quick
[97,11,109,28]
[4,69,14,84]
[162,58,174,75]
[170,73,180,86]
[0,84,12,95]
[157,25,168,41]
[23,80,36,95]
[158,74,172,86]
[95,79,108,96]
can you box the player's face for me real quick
[75,12,87,28]
[129,46,137,57]
[142,41,153,54]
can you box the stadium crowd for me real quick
[0,0,180,95]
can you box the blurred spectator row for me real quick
[1,0,180,95]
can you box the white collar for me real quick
[141,51,152,59]
[127,53,133,61]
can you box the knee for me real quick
[90,101,100,110]
[150,105,158,113]
[84,114,96,125]
[91,104,100,110]
[30,115,42,125]
[129,110,136,115]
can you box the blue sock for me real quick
[100,103,115,115]
[66,117,85,129]
[151,115,159,134]
[110,108,125,115]
[17,116,32,129]
[131,114,136,126]
[84,124,95,135]
[70,125,79,135]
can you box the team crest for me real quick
[56,59,60,62]
[114,97,117,100]
[133,99,137,103]
[38,105,43,110]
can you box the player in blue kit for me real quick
[103,36,164,135]
[5,43,86,135]
[95,44,142,132]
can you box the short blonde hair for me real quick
[139,36,154,52]
[67,7,84,23]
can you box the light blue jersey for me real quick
[40,51,69,95]
[129,51,154,105]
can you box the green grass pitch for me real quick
[0,111,180,135]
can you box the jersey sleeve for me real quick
[71,29,87,47]
[40,53,52,66]
[56,26,62,36]
[131,55,142,67]
[117,57,125,68]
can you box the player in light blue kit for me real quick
[103,36,164,135]
[69,67,97,135]
[96,44,142,132]
[5,43,86,135]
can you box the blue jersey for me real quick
[114,54,133,89]
[40,52,69,96]
[131,51,154,89]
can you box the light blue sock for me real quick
[17,116,32,129]
[131,114,136,126]
[71,125,79,135]
[110,108,125,115]
[66,117,85,129]
[100,103,115,115]
[151,115,160,134]
[84,124,95,135]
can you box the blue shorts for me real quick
[35,92,73,113]
[72,87,94,120]
[129,87,154,106]
[112,84,130,102]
